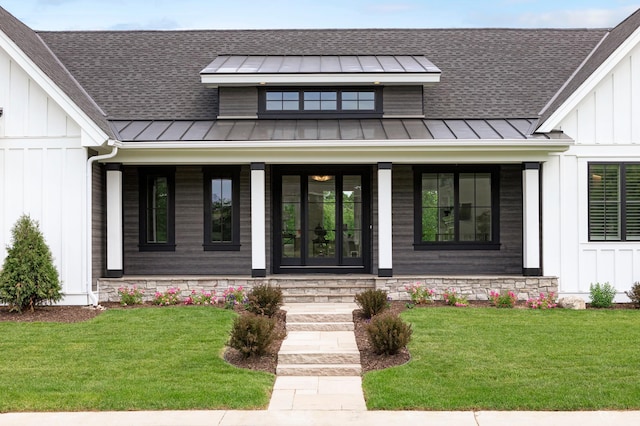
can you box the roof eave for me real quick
[200,72,441,87]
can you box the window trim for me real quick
[258,87,383,119]
[588,162,639,242]
[203,166,241,251]
[138,167,176,252]
[413,165,501,250]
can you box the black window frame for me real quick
[258,87,383,119]
[203,166,241,251]
[588,162,640,241]
[413,165,501,250]
[138,166,176,252]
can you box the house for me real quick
[0,6,638,305]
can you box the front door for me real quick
[274,166,371,273]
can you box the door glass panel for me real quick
[282,176,301,258]
[308,176,336,259]
[342,175,362,258]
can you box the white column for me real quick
[105,164,123,277]
[522,162,541,276]
[251,163,266,277]
[378,163,393,277]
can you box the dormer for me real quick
[200,55,441,119]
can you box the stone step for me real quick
[278,350,361,365]
[285,312,354,323]
[283,294,357,303]
[276,364,362,376]
[286,321,354,331]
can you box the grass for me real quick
[363,308,640,410]
[0,307,275,412]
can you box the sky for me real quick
[1,0,639,31]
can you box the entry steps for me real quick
[277,303,361,376]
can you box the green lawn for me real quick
[363,308,640,410]
[0,307,274,412]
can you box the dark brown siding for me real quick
[92,160,105,287]
[392,164,523,275]
[218,87,258,117]
[123,165,252,275]
[383,86,424,116]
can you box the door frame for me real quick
[272,165,372,274]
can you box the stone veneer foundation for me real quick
[97,275,558,303]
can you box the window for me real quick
[414,166,499,249]
[589,163,640,241]
[203,167,240,250]
[139,167,175,251]
[259,88,381,118]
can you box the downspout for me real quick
[86,142,120,306]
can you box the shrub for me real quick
[228,314,276,358]
[223,286,247,309]
[442,288,468,307]
[589,282,617,308]
[0,215,63,312]
[366,312,413,355]
[525,292,558,309]
[245,284,283,317]
[404,283,435,305]
[355,289,389,319]
[489,290,517,308]
[626,282,640,309]
[153,287,181,305]
[117,286,144,306]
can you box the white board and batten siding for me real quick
[0,47,90,304]
[544,40,640,300]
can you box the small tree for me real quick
[0,215,63,312]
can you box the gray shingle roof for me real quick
[37,27,608,122]
[0,7,113,138]
[538,8,640,128]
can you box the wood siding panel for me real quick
[219,87,258,118]
[123,165,252,275]
[392,165,523,275]
[383,86,423,117]
[92,161,105,289]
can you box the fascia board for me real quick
[200,72,441,87]
[119,139,573,152]
[537,25,640,133]
[0,30,109,146]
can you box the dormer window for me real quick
[259,88,381,118]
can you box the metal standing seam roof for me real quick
[110,118,566,142]
[201,55,441,74]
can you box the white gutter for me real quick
[85,142,120,306]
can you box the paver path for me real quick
[268,303,366,411]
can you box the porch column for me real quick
[105,163,123,277]
[251,163,266,277]
[522,162,541,276]
[378,162,393,277]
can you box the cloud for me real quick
[516,6,639,28]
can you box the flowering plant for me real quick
[525,292,558,309]
[404,283,435,305]
[117,286,144,306]
[223,286,247,309]
[153,287,182,306]
[442,288,468,307]
[489,290,517,308]
[184,289,214,305]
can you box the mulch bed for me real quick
[1,300,635,375]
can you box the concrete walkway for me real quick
[2,410,640,425]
